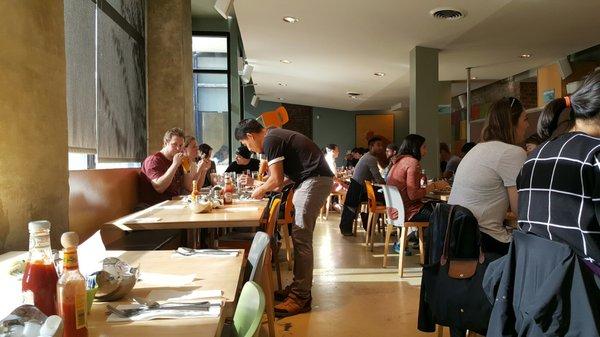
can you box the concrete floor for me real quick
[263,213,432,337]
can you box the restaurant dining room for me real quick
[3,0,600,336]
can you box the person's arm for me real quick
[183,158,211,192]
[150,153,183,194]
[406,164,427,201]
[251,162,284,199]
[368,157,385,184]
[507,186,519,215]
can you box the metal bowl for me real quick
[95,257,139,302]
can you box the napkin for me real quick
[147,289,224,303]
[124,217,162,224]
[138,272,196,286]
[106,300,221,322]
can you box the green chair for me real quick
[230,281,266,337]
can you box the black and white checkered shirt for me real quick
[517,132,600,265]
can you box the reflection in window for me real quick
[193,35,230,172]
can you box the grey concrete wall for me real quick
[147,0,194,153]
[0,0,69,251]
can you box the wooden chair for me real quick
[364,180,387,251]
[319,191,345,220]
[275,184,295,290]
[380,184,429,277]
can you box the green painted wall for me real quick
[243,87,410,167]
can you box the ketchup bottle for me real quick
[57,232,88,337]
[22,220,58,316]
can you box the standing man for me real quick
[235,119,333,317]
[139,127,211,207]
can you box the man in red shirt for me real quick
[139,128,211,206]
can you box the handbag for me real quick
[419,205,496,335]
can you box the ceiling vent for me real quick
[347,92,361,99]
[430,8,465,21]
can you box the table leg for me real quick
[187,229,199,249]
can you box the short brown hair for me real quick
[163,127,185,144]
[481,97,524,145]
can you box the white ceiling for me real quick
[233,0,600,111]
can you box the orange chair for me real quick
[364,180,387,251]
[275,185,295,290]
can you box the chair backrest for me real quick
[364,180,378,211]
[247,198,281,283]
[233,281,266,337]
[278,184,295,225]
[380,184,406,228]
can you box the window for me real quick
[193,34,231,173]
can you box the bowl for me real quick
[95,258,139,302]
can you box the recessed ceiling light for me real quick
[520,54,532,58]
[347,92,361,99]
[277,97,284,101]
[280,59,292,64]
[470,76,477,80]
[374,72,386,77]
[278,82,288,87]
[283,16,300,23]
[430,7,466,21]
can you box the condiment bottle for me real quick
[223,174,234,205]
[191,179,200,202]
[57,232,88,337]
[22,220,58,316]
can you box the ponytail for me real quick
[538,69,600,140]
[537,97,568,140]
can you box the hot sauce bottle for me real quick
[22,220,58,316]
[223,174,234,205]
[191,179,200,202]
[57,232,88,337]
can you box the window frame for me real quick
[192,31,232,165]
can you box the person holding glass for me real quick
[139,128,211,207]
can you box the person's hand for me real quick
[172,153,184,167]
[198,158,212,172]
[251,187,266,200]
[238,174,254,187]
[386,207,399,220]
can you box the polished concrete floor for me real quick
[263,213,432,337]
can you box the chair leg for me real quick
[418,226,425,265]
[383,223,393,268]
[325,195,331,220]
[437,325,444,337]
[262,249,276,337]
[274,245,283,291]
[398,226,407,277]
[364,212,373,247]
[370,213,378,252]
[281,224,293,271]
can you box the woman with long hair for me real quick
[386,134,438,253]
[448,97,529,255]
[518,70,600,275]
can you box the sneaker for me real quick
[392,242,413,256]
[274,285,291,302]
[274,296,312,317]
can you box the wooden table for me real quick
[0,250,244,337]
[105,199,268,248]
[425,192,450,202]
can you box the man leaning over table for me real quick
[235,119,333,317]
[138,127,212,208]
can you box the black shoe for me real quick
[341,231,354,236]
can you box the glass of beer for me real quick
[181,155,191,174]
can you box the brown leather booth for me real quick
[69,168,180,249]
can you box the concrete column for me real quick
[147,0,194,153]
[410,46,440,177]
[438,81,453,152]
[0,0,69,251]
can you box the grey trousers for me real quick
[290,176,333,300]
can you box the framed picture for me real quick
[355,114,394,148]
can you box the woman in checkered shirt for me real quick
[517,70,600,275]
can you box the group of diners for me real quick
[331,69,600,335]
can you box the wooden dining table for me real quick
[0,250,245,337]
[105,198,268,248]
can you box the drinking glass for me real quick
[181,156,191,174]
